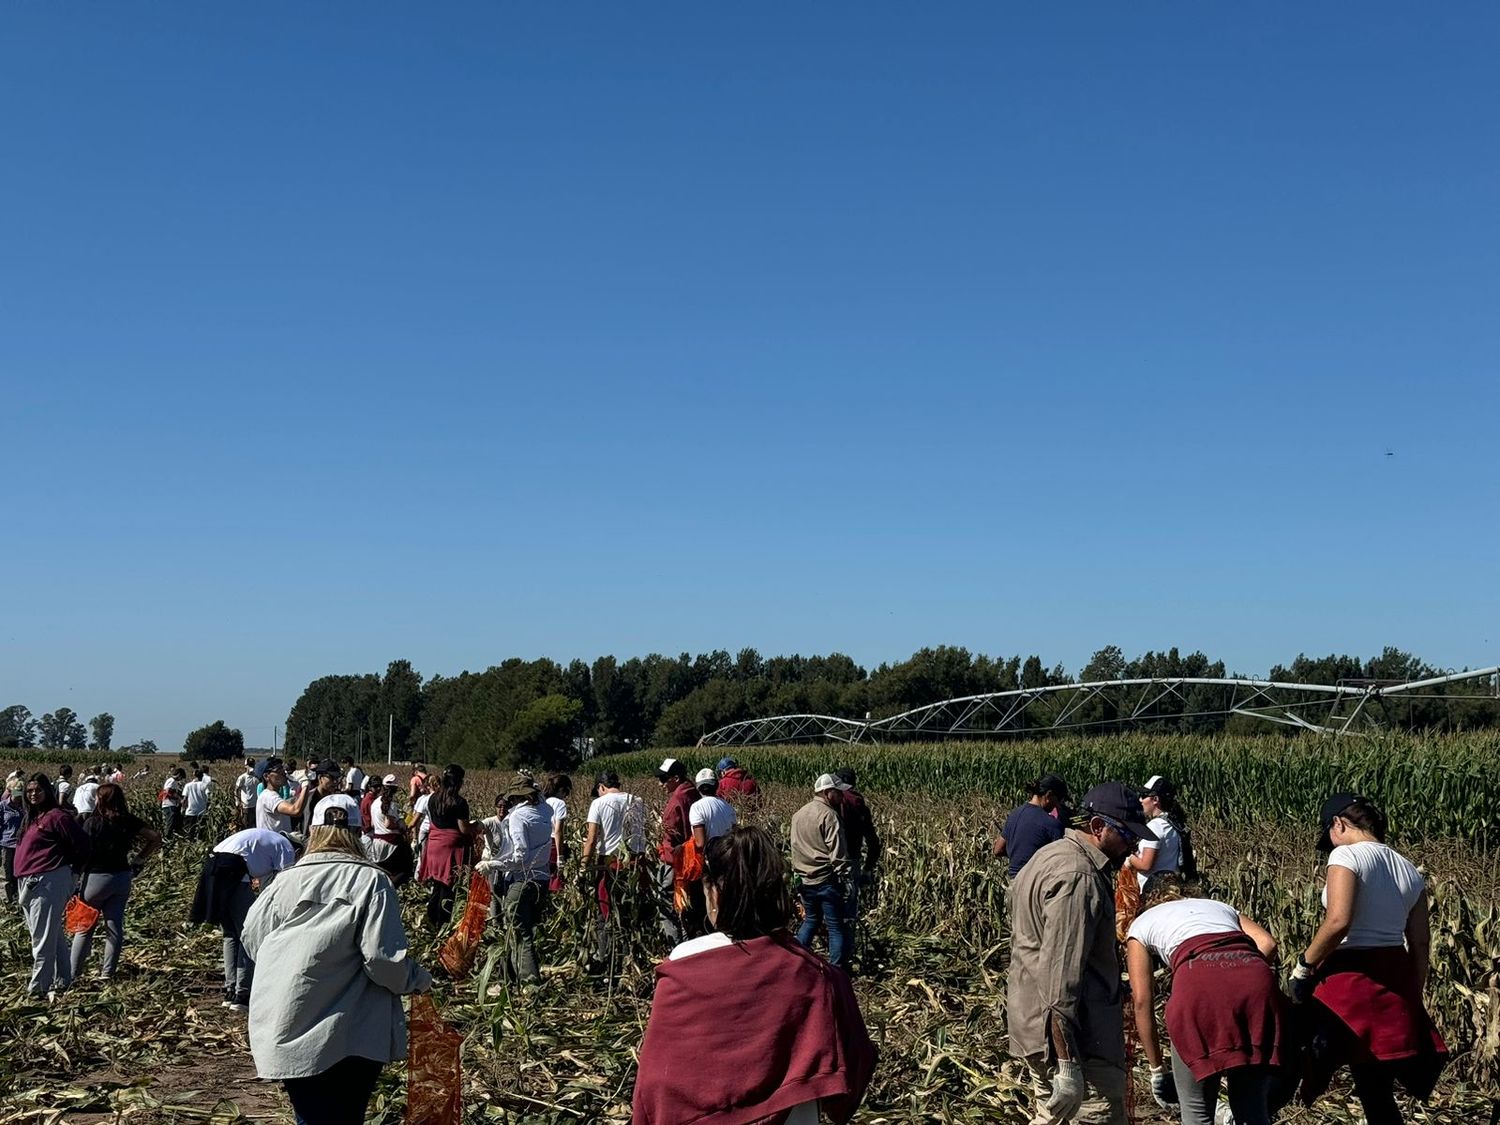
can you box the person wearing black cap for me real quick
[1290,793,1447,1125]
[1008,781,1155,1125]
[299,760,343,838]
[993,773,1072,878]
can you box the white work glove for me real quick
[1150,1064,1179,1108]
[1044,1060,1086,1119]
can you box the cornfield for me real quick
[2,733,1496,1123]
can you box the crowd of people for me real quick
[996,773,1448,1125]
[0,751,1454,1125]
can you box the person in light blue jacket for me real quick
[242,795,432,1125]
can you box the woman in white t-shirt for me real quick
[1290,794,1447,1125]
[1126,875,1290,1125]
[542,773,573,892]
[1126,775,1193,890]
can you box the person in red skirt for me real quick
[1289,794,1447,1125]
[1127,874,1292,1125]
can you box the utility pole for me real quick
[387,713,394,765]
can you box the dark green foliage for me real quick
[183,719,245,761]
[281,645,1497,772]
[503,694,583,770]
[89,712,114,752]
[0,705,35,749]
[37,707,87,750]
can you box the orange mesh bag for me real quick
[406,993,462,1125]
[672,837,704,914]
[437,871,492,979]
[1115,864,1141,943]
[64,895,101,937]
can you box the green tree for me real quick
[504,694,584,769]
[89,712,115,752]
[373,660,424,758]
[0,705,35,749]
[38,707,86,749]
[184,720,246,761]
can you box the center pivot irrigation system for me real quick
[694,666,1500,748]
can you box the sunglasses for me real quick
[1093,813,1142,841]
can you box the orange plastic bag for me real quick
[64,895,101,937]
[406,993,462,1125]
[437,872,491,979]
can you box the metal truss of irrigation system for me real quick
[694,667,1500,748]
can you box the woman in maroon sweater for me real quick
[633,826,875,1125]
[15,773,89,999]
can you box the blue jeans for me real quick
[796,882,849,969]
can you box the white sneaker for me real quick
[1215,1103,1235,1125]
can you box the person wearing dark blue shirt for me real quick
[993,773,1072,877]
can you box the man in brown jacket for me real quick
[1007,782,1156,1124]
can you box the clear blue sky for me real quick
[4,4,1496,752]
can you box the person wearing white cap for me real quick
[364,774,413,885]
[1127,776,1193,891]
[790,774,853,969]
[242,789,431,1124]
[689,768,737,851]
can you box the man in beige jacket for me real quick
[790,773,852,970]
[1008,782,1156,1125]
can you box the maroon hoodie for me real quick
[632,932,876,1124]
[659,779,697,860]
[717,768,761,801]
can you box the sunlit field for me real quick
[2,733,1496,1122]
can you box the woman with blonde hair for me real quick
[243,794,432,1125]
[1126,873,1291,1125]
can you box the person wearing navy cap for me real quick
[1008,782,1155,1125]
[1291,793,1447,1125]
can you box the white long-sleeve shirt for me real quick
[242,852,431,1079]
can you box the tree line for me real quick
[281,645,1498,771]
[0,706,117,752]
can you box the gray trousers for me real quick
[1170,1056,1280,1125]
[70,870,133,980]
[503,879,547,981]
[19,867,74,996]
[221,881,256,1000]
